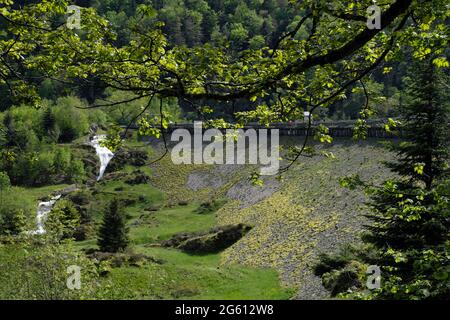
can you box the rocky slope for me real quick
[148,137,395,299]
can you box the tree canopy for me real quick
[0,0,448,108]
[0,0,448,137]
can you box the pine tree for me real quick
[362,59,450,299]
[386,59,449,189]
[97,199,129,253]
[366,60,449,247]
[317,59,449,300]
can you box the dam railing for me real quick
[124,120,400,139]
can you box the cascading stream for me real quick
[29,135,114,235]
[29,194,62,235]
[90,135,115,181]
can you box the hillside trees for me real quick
[0,173,28,236]
[0,93,110,186]
[0,0,448,158]
[0,172,25,237]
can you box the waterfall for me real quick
[27,136,113,235]
[29,194,62,235]
[90,135,115,181]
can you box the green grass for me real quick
[21,184,70,201]
[105,247,292,300]
[122,165,153,176]
[86,178,292,299]
[130,204,216,245]
[88,179,165,222]
[104,202,291,300]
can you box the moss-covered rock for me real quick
[162,224,252,254]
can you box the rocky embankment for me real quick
[148,137,394,299]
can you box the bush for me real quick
[194,199,227,214]
[321,261,367,296]
[45,199,81,240]
[73,223,94,241]
[0,238,102,299]
[66,156,85,183]
[86,109,108,129]
[0,207,26,236]
[313,244,374,276]
[2,106,42,150]
[30,151,55,184]
[53,147,71,174]
[0,187,31,236]
[52,96,90,142]
[8,152,52,186]
[0,171,10,196]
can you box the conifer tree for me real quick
[361,59,449,299]
[386,59,449,189]
[97,199,129,253]
[317,59,449,299]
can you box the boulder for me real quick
[162,224,252,254]
[145,205,161,212]
[102,171,128,181]
[89,124,99,134]
[321,260,366,296]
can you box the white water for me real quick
[29,194,62,235]
[28,135,114,235]
[90,135,115,181]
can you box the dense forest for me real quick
[0,0,448,302]
[1,0,413,119]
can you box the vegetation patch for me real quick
[161,223,252,254]
[194,198,228,215]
